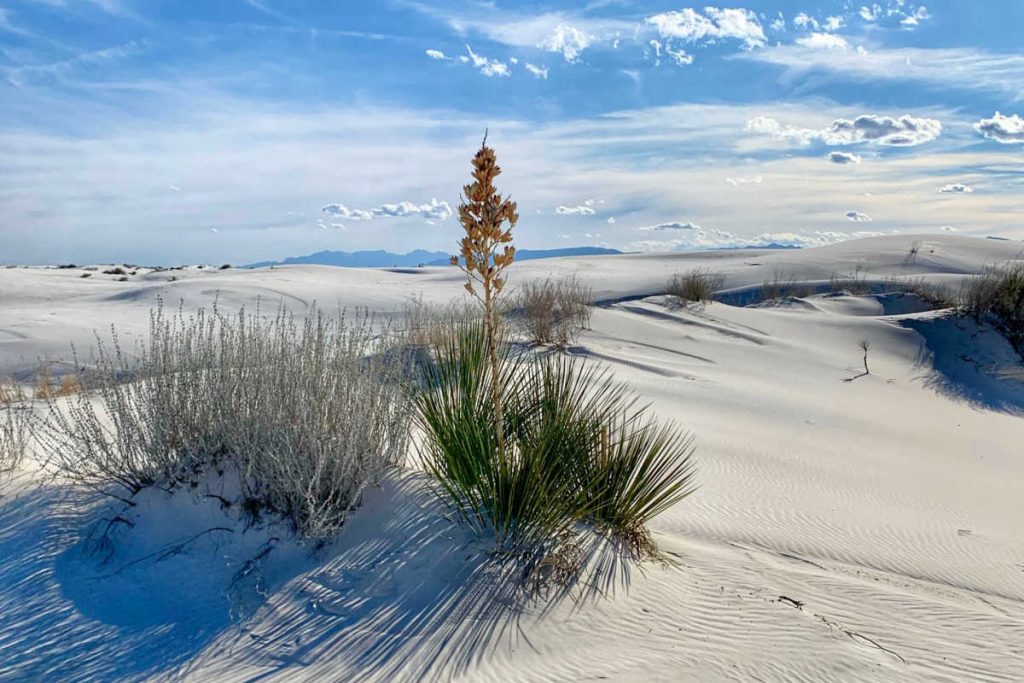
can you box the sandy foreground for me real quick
[1,234,1022,682]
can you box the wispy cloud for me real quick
[738,45,1024,99]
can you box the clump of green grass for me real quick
[667,269,723,304]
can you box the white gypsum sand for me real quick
[0,234,1022,681]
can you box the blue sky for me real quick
[1,0,1023,264]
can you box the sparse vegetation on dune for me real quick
[667,269,724,305]
[511,275,593,347]
[960,262,1024,358]
[36,303,411,537]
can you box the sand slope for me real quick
[1,234,1022,682]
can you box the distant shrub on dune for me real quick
[961,262,1024,357]
[829,265,872,296]
[511,275,593,347]
[667,269,724,304]
[35,304,411,538]
[762,269,814,302]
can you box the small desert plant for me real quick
[960,262,1024,357]
[36,303,411,537]
[511,275,593,347]
[0,378,26,406]
[103,266,127,276]
[667,269,724,304]
[904,240,923,267]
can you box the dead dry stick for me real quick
[843,339,872,382]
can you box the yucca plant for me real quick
[416,320,698,569]
[453,133,519,453]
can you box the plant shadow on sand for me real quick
[0,484,230,682]
[903,314,1024,416]
[0,472,649,682]
[191,472,649,682]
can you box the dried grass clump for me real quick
[761,269,814,302]
[960,262,1024,357]
[667,269,724,305]
[829,264,872,296]
[511,275,593,347]
[36,303,411,537]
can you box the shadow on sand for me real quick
[188,473,647,682]
[902,314,1024,416]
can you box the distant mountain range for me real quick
[246,246,623,269]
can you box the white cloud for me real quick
[941,225,958,232]
[606,216,616,224]
[638,221,701,231]
[846,210,872,222]
[859,4,882,21]
[463,45,510,77]
[525,63,549,79]
[425,49,447,60]
[940,182,973,194]
[556,204,596,216]
[900,6,930,28]
[822,16,844,32]
[584,232,601,238]
[539,23,592,62]
[796,33,849,50]
[974,112,1024,144]
[793,13,817,30]
[322,198,453,222]
[726,175,763,185]
[747,113,941,147]
[646,7,765,49]
[828,151,862,164]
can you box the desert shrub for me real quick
[403,295,483,350]
[667,269,724,304]
[510,275,593,347]
[1,407,29,485]
[960,262,1024,357]
[35,304,411,537]
[882,276,956,309]
[103,266,127,276]
[415,321,697,573]
[761,269,814,302]
[829,264,872,295]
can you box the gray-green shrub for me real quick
[511,275,593,347]
[36,304,411,537]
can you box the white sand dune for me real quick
[1,234,1023,681]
